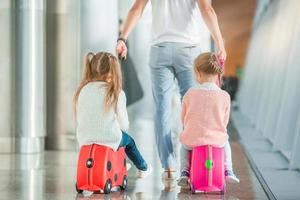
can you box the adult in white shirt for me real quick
[116,0,226,179]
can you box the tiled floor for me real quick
[232,109,300,200]
[0,119,268,200]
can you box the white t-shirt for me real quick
[150,0,203,45]
[76,82,129,151]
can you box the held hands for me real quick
[217,44,227,66]
[116,40,128,60]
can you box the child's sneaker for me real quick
[225,170,240,183]
[126,162,132,171]
[177,170,190,189]
[136,165,152,178]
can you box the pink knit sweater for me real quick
[180,87,230,148]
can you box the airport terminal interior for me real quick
[1,0,300,199]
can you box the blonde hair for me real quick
[73,52,122,114]
[194,52,224,76]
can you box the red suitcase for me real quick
[76,144,127,194]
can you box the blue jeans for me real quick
[149,42,201,169]
[118,131,148,171]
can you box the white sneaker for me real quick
[225,170,240,183]
[177,170,190,189]
[136,165,152,178]
[126,162,132,171]
[163,179,176,191]
[161,170,177,180]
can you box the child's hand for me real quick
[116,40,127,60]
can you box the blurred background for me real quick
[0,0,300,199]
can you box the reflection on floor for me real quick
[0,119,268,200]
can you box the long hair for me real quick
[73,52,122,115]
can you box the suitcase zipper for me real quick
[88,144,95,186]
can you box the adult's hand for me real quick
[217,44,227,63]
[116,40,128,60]
[116,0,148,60]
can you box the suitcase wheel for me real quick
[120,175,127,190]
[220,185,226,195]
[190,183,195,194]
[104,179,112,194]
[75,183,83,194]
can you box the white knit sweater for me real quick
[76,82,129,150]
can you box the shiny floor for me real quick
[0,119,268,200]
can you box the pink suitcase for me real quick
[190,145,225,194]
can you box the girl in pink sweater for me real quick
[177,52,239,188]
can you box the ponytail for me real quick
[73,52,94,116]
[82,52,94,80]
[210,53,224,87]
[104,56,122,113]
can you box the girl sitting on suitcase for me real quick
[74,52,152,178]
[178,52,239,188]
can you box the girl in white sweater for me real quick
[74,52,151,178]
